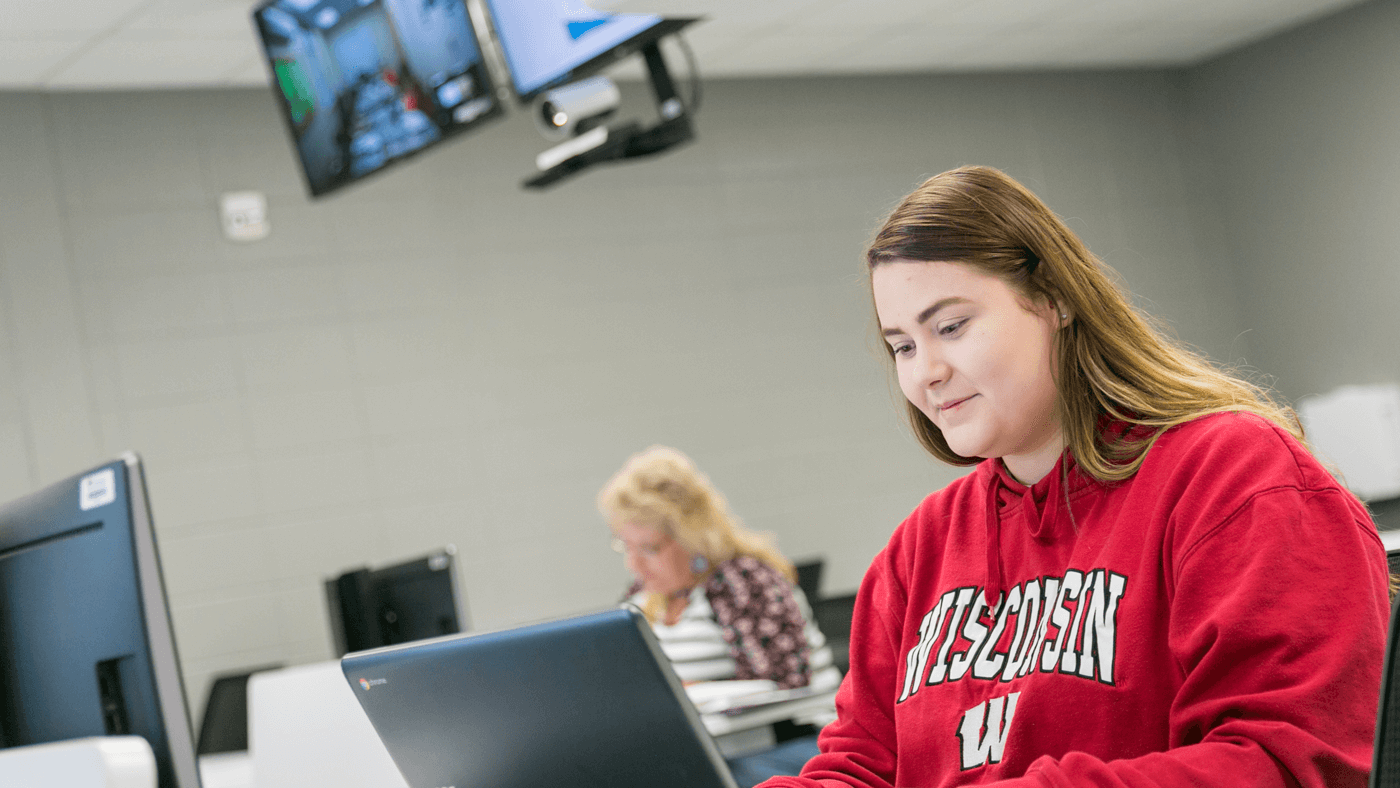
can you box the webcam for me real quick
[534,76,621,142]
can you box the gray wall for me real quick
[0,0,1391,714]
[1184,0,1400,524]
[1186,0,1400,401]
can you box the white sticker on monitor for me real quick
[79,468,116,511]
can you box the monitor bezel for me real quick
[249,0,507,198]
[485,11,696,104]
[125,453,201,788]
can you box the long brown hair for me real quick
[867,166,1302,482]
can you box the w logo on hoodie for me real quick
[956,692,1020,770]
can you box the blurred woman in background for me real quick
[598,445,842,786]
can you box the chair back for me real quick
[1374,596,1400,787]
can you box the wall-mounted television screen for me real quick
[483,0,688,102]
[253,0,504,197]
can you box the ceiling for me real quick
[0,0,1369,91]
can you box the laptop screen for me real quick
[341,606,738,788]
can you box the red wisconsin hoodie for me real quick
[764,412,1390,788]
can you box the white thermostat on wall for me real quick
[220,190,271,242]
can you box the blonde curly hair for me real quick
[597,446,795,621]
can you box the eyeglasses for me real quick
[610,537,667,558]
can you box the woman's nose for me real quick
[914,347,950,389]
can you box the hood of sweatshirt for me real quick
[978,449,1096,604]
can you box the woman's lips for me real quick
[940,394,976,412]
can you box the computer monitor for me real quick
[325,549,463,656]
[482,0,690,102]
[0,453,200,788]
[252,0,505,197]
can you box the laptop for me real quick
[340,605,741,788]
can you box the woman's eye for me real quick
[890,341,914,358]
[938,318,968,336]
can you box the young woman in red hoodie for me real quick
[761,166,1390,788]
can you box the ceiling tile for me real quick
[124,0,261,34]
[673,18,793,62]
[699,31,871,76]
[0,0,154,36]
[45,32,262,89]
[692,1,845,34]
[585,0,710,12]
[0,0,1378,89]
[0,37,92,87]
[789,0,971,34]
[221,54,276,87]
[803,24,1001,73]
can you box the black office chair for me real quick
[1376,593,1400,786]
[813,593,855,676]
[196,664,282,756]
[794,558,824,605]
[794,556,855,675]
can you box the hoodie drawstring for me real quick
[984,476,1005,605]
[983,459,1069,606]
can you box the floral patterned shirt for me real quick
[629,555,814,689]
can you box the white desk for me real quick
[248,661,407,788]
[701,689,839,738]
[198,752,253,788]
[701,689,839,758]
[0,737,155,788]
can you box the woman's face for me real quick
[872,259,1065,484]
[612,520,695,597]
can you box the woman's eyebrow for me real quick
[882,297,971,336]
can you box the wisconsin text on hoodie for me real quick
[898,568,1129,703]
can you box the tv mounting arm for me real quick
[523,33,696,189]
